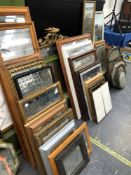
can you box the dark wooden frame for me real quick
[0,6,31,23]
[18,81,63,123]
[12,65,55,99]
[0,22,40,66]
[48,122,92,175]
[56,34,93,119]
[82,1,96,40]
[55,134,89,175]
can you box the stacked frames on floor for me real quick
[0,7,92,175]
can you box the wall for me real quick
[0,0,25,6]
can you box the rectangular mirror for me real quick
[18,82,63,123]
[82,1,96,40]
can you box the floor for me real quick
[17,62,131,175]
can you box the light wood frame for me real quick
[82,1,96,41]
[18,81,63,123]
[56,34,93,119]
[0,6,31,23]
[24,100,68,175]
[0,22,40,66]
[0,65,36,167]
[48,122,92,175]
[55,134,89,175]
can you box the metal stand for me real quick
[104,0,122,33]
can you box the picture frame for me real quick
[56,34,93,119]
[39,120,76,175]
[94,40,106,73]
[48,122,92,175]
[34,108,74,146]
[0,23,40,66]
[12,65,55,99]
[68,50,97,120]
[68,49,97,72]
[93,11,104,42]
[82,1,96,41]
[18,81,63,123]
[0,6,31,23]
[0,156,13,175]
[24,100,68,175]
[84,73,105,121]
[79,63,102,119]
[55,134,89,175]
[0,141,19,174]
[92,82,112,123]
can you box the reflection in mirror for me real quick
[0,28,34,61]
[0,15,25,23]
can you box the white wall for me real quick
[103,0,124,23]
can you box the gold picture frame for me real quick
[18,81,63,123]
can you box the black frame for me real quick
[12,65,55,99]
[55,134,89,175]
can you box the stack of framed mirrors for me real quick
[56,34,96,120]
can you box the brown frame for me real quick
[24,100,68,175]
[34,108,74,146]
[56,34,93,119]
[82,0,96,41]
[48,122,92,175]
[0,22,40,66]
[84,73,105,121]
[0,6,31,23]
[18,81,63,123]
